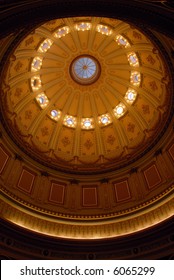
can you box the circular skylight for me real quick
[70,55,101,85]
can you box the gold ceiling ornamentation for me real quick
[1,17,171,173]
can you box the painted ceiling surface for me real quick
[1,17,171,173]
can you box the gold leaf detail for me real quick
[14,61,23,72]
[149,81,158,91]
[14,88,22,97]
[132,31,142,40]
[25,36,34,46]
[41,127,49,136]
[107,135,116,145]
[61,136,71,147]
[127,123,135,133]
[142,104,150,114]
[25,110,32,120]
[146,55,156,65]
[84,139,94,150]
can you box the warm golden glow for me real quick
[96,24,113,35]
[2,16,169,174]
[36,93,49,109]
[64,115,77,128]
[75,22,92,31]
[115,35,130,48]
[81,118,94,129]
[50,109,61,121]
[130,71,141,86]
[124,88,137,104]
[114,103,127,118]
[53,26,70,38]
[0,15,173,242]
[127,52,139,67]
[38,38,53,53]
[31,57,43,72]
[98,114,112,126]
[31,75,42,91]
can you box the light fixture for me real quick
[53,26,70,38]
[36,93,49,109]
[130,71,141,86]
[64,115,77,128]
[38,39,53,53]
[50,109,61,121]
[75,22,92,31]
[96,24,113,36]
[31,75,42,91]
[127,52,139,67]
[81,118,94,129]
[115,35,130,48]
[124,88,137,104]
[98,114,111,126]
[113,103,126,119]
[31,57,43,72]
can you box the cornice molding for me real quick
[0,215,174,259]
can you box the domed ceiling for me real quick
[1,16,171,174]
[0,12,174,242]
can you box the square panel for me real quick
[49,182,65,204]
[144,164,161,189]
[17,169,35,193]
[0,145,9,174]
[168,143,174,161]
[114,180,131,202]
[83,186,98,207]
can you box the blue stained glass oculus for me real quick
[70,55,101,85]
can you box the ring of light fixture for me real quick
[30,22,141,129]
[1,16,171,176]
